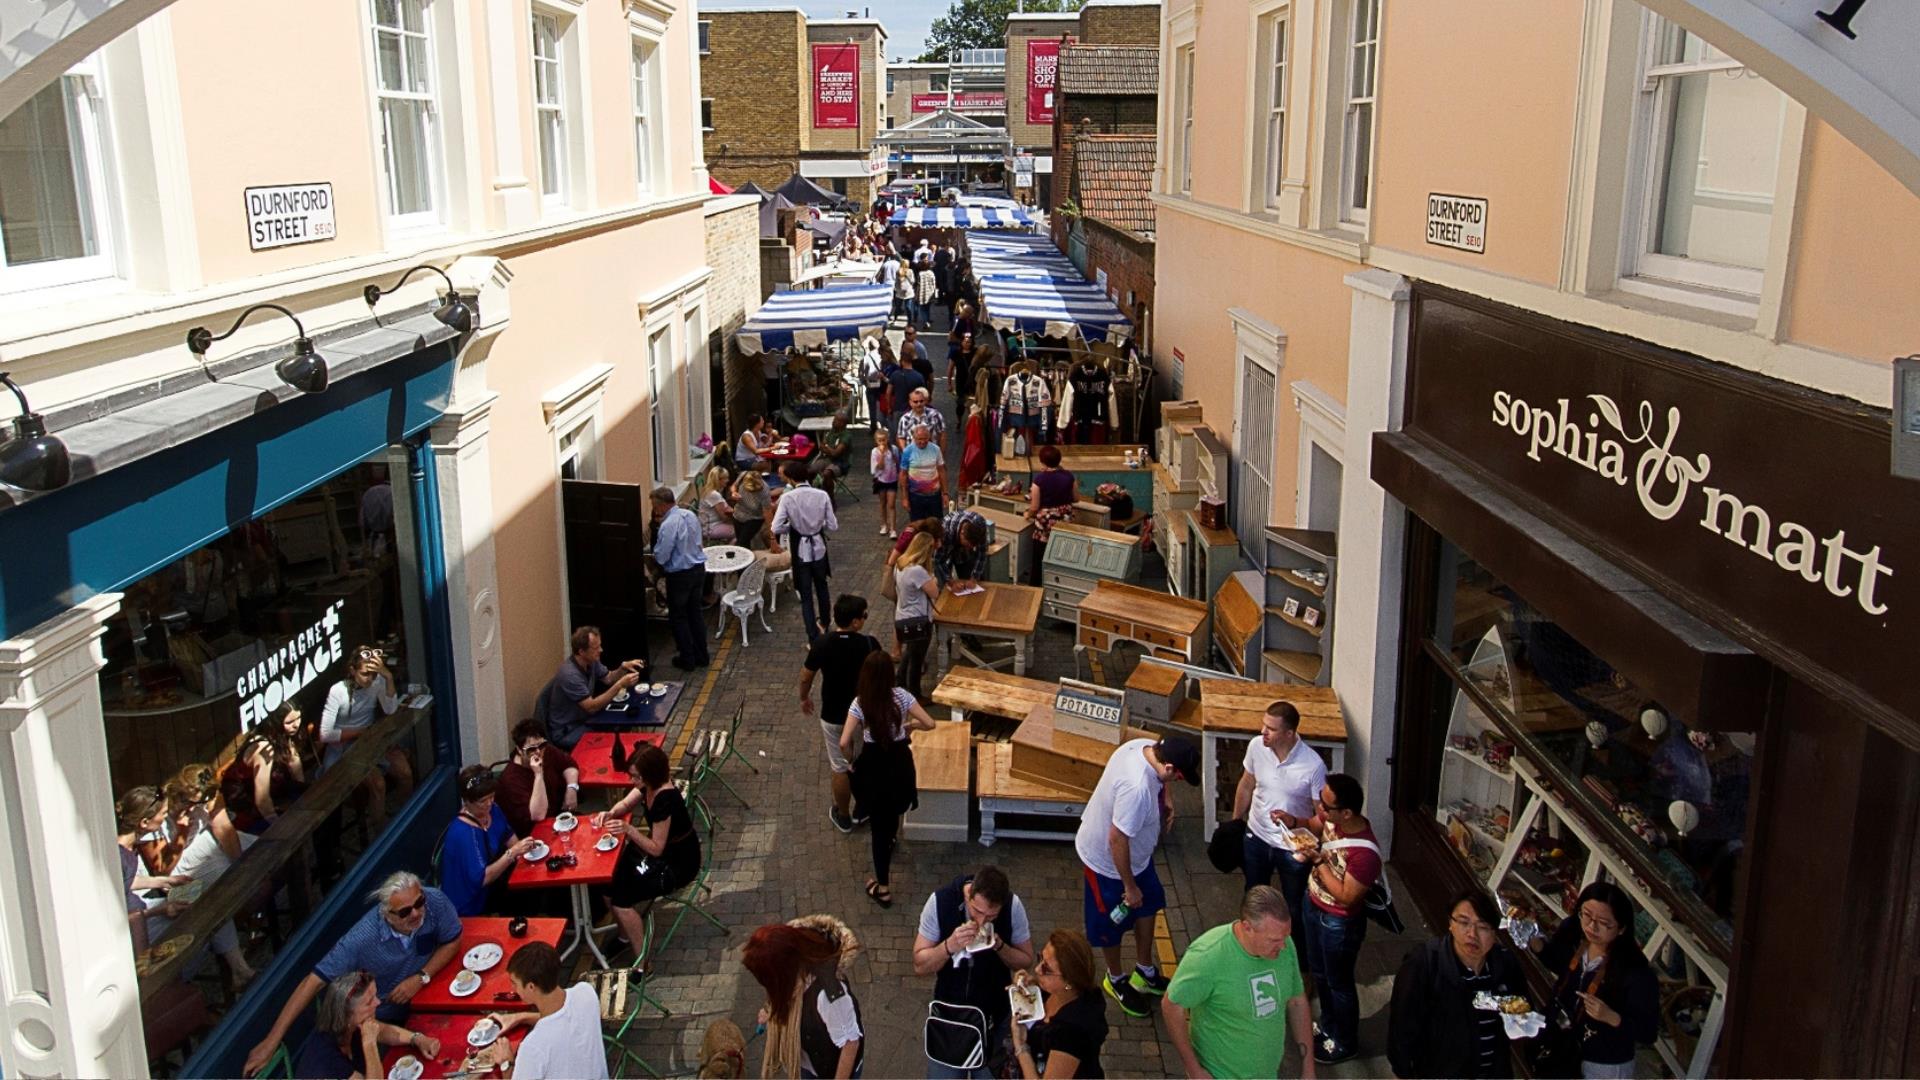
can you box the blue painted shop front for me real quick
[0,343,471,1077]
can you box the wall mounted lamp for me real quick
[363,264,473,334]
[186,303,329,395]
[0,372,72,492]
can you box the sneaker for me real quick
[1102,974,1151,1018]
[1313,1035,1356,1067]
[828,806,855,833]
[887,529,897,538]
[879,524,889,535]
[851,811,870,826]
[1128,968,1170,996]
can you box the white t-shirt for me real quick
[1073,738,1164,878]
[1244,735,1329,848]
[512,983,609,1080]
[894,564,933,622]
[916,889,1032,948]
[172,826,259,883]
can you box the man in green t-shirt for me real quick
[1163,886,1316,1079]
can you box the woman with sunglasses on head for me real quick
[441,766,538,917]
[1528,881,1659,1079]
[320,645,414,826]
[1387,889,1533,1079]
[1010,929,1108,1079]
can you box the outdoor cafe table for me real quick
[586,681,685,732]
[381,1010,530,1079]
[572,729,668,790]
[409,917,564,1013]
[508,815,629,968]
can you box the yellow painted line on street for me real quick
[670,634,734,766]
[1154,912,1178,974]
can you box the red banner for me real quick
[1027,39,1063,125]
[812,43,860,129]
[911,91,1007,114]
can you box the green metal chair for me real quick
[689,703,754,807]
[642,797,728,961]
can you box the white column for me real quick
[1331,268,1411,853]
[0,594,148,1080]
[486,0,537,228]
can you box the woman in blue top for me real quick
[441,766,537,916]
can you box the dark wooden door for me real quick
[561,479,650,667]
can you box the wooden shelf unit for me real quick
[1260,527,1335,686]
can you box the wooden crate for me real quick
[1124,661,1186,726]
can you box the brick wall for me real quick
[1005,19,1079,149]
[704,198,763,441]
[1082,219,1155,350]
[1080,3,1162,45]
[1052,96,1158,236]
[887,67,942,127]
[703,11,805,181]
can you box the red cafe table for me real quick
[509,814,629,967]
[572,730,666,790]
[409,917,565,1013]
[382,1010,530,1079]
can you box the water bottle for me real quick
[1109,901,1130,926]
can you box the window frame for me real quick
[366,0,448,234]
[701,98,714,132]
[0,53,120,294]
[1176,44,1196,194]
[531,9,569,206]
[682,302,711,471]
[1338,0,1380,228]
[630,36,661,196]
[1256,11,1290,213]
[648,324,680,486]
[698,19,712,55]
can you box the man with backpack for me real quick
[1297,772,1382,1066]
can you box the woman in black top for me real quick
[1530,881,1660,1078]
[1388,889,1533,1079]
[839,651,936,908]
[595,746,701,960]
[742,916,865,1079]
[1012,929,1108,1079]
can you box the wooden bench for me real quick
[975,743,1088,846]
[931,665,1056,725]
[904,721,973,843]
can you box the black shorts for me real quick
[873,477,895,494]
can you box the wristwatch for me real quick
[415,968,432,985]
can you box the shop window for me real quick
[0,53,118,293]
[1622,16,1787,304]
[368,0,446,230]
[102,455,440,1054]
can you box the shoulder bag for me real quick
[1321,837,1406,934]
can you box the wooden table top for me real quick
[914,721,973,792]
[381,1011,530,1078]
[410,918,566,1013]
[972,506,1032,535]
[507,815,626,889]
[975,742,1080,803]
[1079,580,1208,634]
[1011,704,1153,770]
[1195,680,1347,742]
[932,665,1057,716]
[1125,661,1184,695]
[934,582,1043,633]
[1003,446,1147,473]
[571,730,668,788]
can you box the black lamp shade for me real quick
[275,340,330,394]
[0,414,72,492]
[434,296,474,334]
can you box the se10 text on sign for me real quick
[1426,193,1487,254]
[245,182,336,251]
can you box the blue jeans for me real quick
[1304,902,1367,1054]
[1243,832,1312,972]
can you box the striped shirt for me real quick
[895,406,945,446]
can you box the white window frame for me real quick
[1256,10,1289,212]
[1338,0,1380,228]
[630,36,662,196]
[1617,13,1785,311]
[530,3,590,211]
[366,0,447,232]
[543,363,614,481]
[531,10,568,206]
[698,20,712,55]
[1290,378,1346,533]
[683,301,712,462]
[0,53,120,294]
[1176,44,1196,194]
[1229,307,1287,568]
[648,324,680,485]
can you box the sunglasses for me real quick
[386,896,428,919]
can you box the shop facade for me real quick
[1360,282,1920,1077]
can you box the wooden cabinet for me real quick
[1075,580,1209,666]
[1041,523,1144,625]
[1184,510,1239,604]
[1261,527,1336,686]
[973,507,1035,584]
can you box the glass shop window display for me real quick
[99,454,440,1063]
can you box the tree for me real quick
[916,0,1079,63]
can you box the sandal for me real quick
[865,879,893,908]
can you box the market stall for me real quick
[735,284,892,426]
[889,205,1037,228]
[976,276,1133,345]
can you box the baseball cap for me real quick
[1157,736,1202,787]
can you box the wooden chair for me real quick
[587,966,671,1078]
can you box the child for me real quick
[870,429,900,537]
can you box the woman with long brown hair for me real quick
[741,918,864,1078]
[839,651,936,908]
[1010,929,1109,1079]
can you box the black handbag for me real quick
[925,1001,987,1073]
[895,615,933,642]
[1208,818,1247,873]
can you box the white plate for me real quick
[467,1017,503,1048]
[522,841,550,862]
[553,814,579,833]
[595,833,619,852]
[1008,985,1043,1025]
[389,1055,424,1080]
[463,942,504,972]
[450,970,483,998]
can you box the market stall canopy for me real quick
[963,229,1079,277]
[890,205,1036,228]
[735,283,893,355]
[978,276,1132,345]
[774,173,847,207]
[734,181,770,198]
[759,192,797,237]
[709,176,735,195]
[802,216,849,245]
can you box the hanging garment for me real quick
[958,412,990,491]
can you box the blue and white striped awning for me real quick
[734,283,893,355]
[978,276,1132,345]
[963,230,1058,257]
[889,205,1036,228]
[964,229,1080,278]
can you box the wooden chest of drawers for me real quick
[1075,580,1210,666]
[1041,523,1144,624]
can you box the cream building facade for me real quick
[0,0,736,1075]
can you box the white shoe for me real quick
[879,524,889,535]
[888,529,897,538]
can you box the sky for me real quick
[698,0,952,61]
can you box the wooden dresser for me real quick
[973,506,1036,584]
[1074,580,1210,666]
[1040,522,1145,624]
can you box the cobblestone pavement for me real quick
[611,326,1427,1078]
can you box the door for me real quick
[562,479,650,667]
[1237,360,1275,566]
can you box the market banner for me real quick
[911,91,1007,114]
[1026,39,1062,125]
[812,43,860,129]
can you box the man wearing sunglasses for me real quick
[495,719,583,838]
[244,871,463,1076]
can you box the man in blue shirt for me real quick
[545,626,644,750]
[652,485,710,670]
[243,871,464,1075]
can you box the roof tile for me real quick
[1072,133,1157,236]
[1058,44,1159,96]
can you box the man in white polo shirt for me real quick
[1232,699,1328,975]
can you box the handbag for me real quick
[895,615,933,642]
[925,1001,988,1073]
[1321,837,1407,934]
[1208,818,1247,873]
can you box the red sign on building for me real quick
[1027,39,1063,125]
[812,43,860,129]
[910,91,1007,114]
